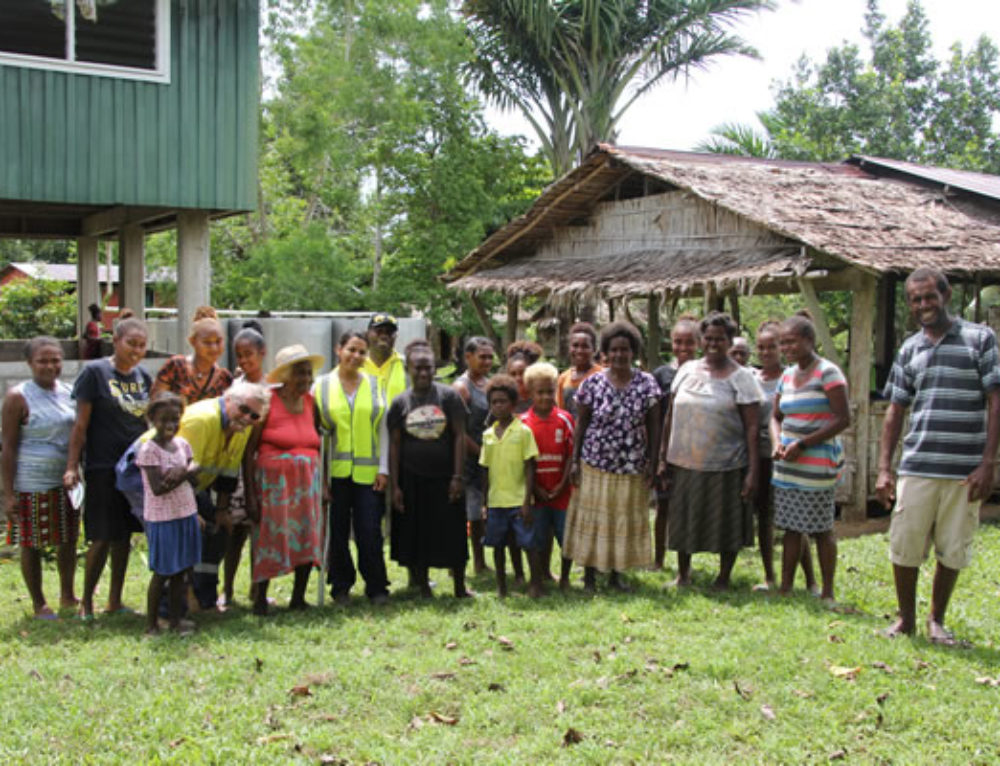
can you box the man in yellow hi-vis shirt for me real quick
[363,314,406,406]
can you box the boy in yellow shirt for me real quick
[479,375,538,597]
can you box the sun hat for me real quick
[266,344,325,384]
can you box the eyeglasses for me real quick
[238,403,262,421]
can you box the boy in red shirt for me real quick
[521,362,575,594]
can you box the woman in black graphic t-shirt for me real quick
[388,341,469,599]
[64,318,152,619]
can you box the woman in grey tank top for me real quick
[2,337,78,619]
[453,337,494,575]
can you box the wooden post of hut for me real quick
[646,293,662,369]
[846,272,877,522]
[504,294,519,354]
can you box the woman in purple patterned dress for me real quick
[563,322,661,592]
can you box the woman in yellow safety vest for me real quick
[313,331,390,605]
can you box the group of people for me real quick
[3,266,996,644]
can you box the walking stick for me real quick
[318,431,330,606]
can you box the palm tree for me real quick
[463,0,775,175]
[695,120,775,157]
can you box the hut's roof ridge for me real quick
[446,145,1000,294]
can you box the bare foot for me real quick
[752,581,774,593]
[671,576,692,588]
[454,589,475,599]
[927,620,959,646]
[881,619,915,638]
[60,595,80,609]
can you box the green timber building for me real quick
[0,0,259,345]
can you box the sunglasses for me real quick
[238,403,262,421]
[371,313,397,326]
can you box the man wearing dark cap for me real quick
[364,314,406,406]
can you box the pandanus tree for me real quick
[462,0,775,176]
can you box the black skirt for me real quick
[390,469,467,569]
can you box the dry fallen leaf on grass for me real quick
[562,728,584,746]
[458,657,477,666]
[319,756,349,765]
[288,684,312,697]
[254,657,264,673]
[876,692,891,705]
[871,662,894,674]
[914,660,932,671]
[975,676,1000,687]
[792,689,814,699]
[497,636,514,650]
[487,682,505,692]
[408,716,424,731]
[733,680,754,700]
[430,671,456,680]
[556,700,567,714]
[445,641,458,650]
[620,613,633,623]
[256,733,293,745]
[168,738,186,748]
[829,748,847,760]
[592,650,602,663]
[760,704,776,720]
[428,711,459,725]
[28,669,43,681]
[828,635,844,644]
[829,665,861,681]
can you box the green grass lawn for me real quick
[2,524,1000,764]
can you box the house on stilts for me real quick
[0,0,259,351]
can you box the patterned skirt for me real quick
[252,452,323,582]
[774,487,836,534]
[563,463,651,572]
[667,466,753,554]
[6,488,79,548]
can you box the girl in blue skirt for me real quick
[136,393,201,635]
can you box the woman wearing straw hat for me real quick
[244,344,325,615]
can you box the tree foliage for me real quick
[0,278,77,339]
[756,0,1000,171]
[463,0,773,175]
[203,0,547,335]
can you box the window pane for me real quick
[0,1,67,60]
[76,0,156,71]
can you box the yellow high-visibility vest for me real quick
[362,351,406,407]
[314,370,385,485]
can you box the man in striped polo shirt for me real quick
[877,267,1000,644]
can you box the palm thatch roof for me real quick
[446,145,1000,298]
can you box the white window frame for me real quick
[0,0,171,84]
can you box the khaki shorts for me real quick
[889,475,980,570]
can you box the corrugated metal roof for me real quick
[851,155,1000,202]
[4,261,173,284]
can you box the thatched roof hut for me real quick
[446,145,1000,520]
[447,145,1000,298]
